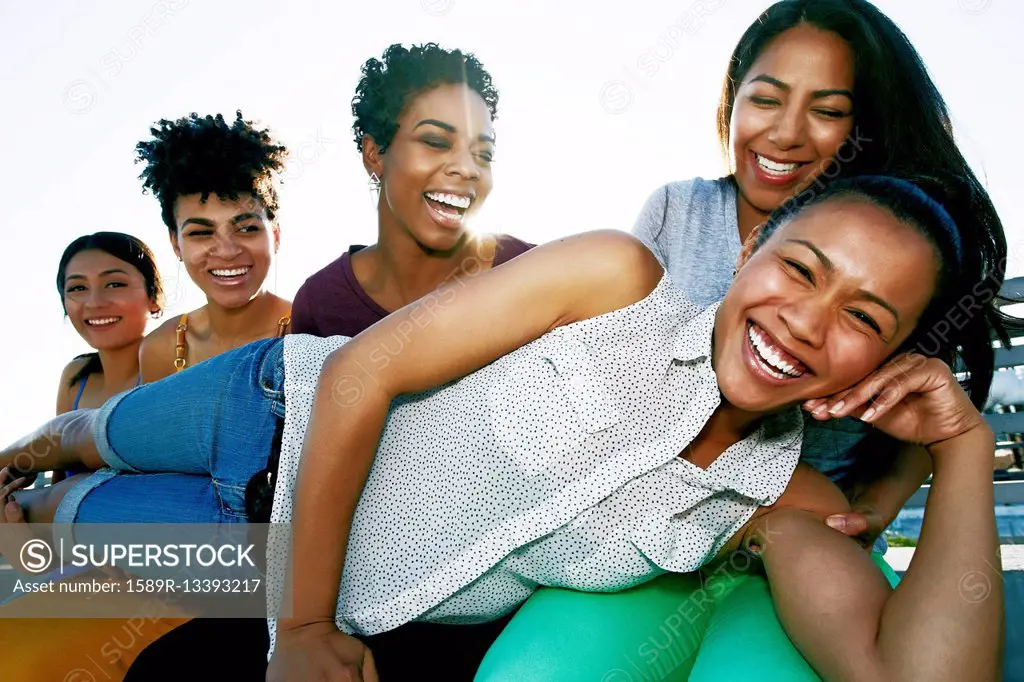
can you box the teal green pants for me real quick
[475,554,900,681]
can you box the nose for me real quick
[444,143,482,182]
[767,105,806,151]
[210,230,244,259]
[84,288,108,309]
[778,294,827,350]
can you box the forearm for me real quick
[278,352,393,630]
[850,442,932,525]
[755,427,1002,682]
[1,410,100,474]
[874,427,1002,680]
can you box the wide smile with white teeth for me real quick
[747,323,807,380]
[209,267,251,278]
[754,153,803,177]
[424,191,472,210]
[85,317,120,327]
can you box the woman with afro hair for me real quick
[289,42,533,338]
[134,111,295,384]
[125,45,533,680]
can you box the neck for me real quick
[368,217,487,307]
[95,339,143,388]
[702,399,766,445]
[735,194,770,245]
[204,290,278,338]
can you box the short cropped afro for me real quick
[134,111,289,233]
[351,43,499,154]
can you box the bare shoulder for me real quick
[138,316,181,384]
[55,356,91,414]
[547,229,662,282]
[512,230,664,324]
[772,463,851,519]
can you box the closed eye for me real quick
[785,259,814,283]
[422,137,451,150]
[849,309,882,334]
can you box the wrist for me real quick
[278,616,337,635]
[926,424,995,473]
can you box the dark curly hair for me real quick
[134,111,289,234]
[351,43,499,154]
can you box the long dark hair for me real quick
[720,0,1020,408]
[57,232,164,388]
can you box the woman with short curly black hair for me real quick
[290,43,533,339]
[133,111,295,384]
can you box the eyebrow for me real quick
[65,269,129,281]
[748,74,854,101]
[785,239,900,328]
[181,213,264,229]
[413,118,496,144]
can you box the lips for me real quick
[750,151,808,186]
[423,191,472,230]
[746,321,810,380]
[208,266,252,287]
[85,316,121,328]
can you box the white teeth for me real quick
[211,267,250,277]
[748,325,804,378]
[425,192,471,209]
[756,153,800,175]
[86,317,120,326]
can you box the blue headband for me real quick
[855,175,964,269]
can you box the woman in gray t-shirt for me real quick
[633,0,1012,552]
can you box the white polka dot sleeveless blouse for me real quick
[265,273,803,653]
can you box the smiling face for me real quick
[372,82,495,252]
[712,198,940,413]
[62,249,157,351]
[730,24,855,219]
[170,192,278,309]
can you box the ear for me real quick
[272,222,281,253]
[361,136,384,181]
[735,221,767,273]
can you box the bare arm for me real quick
[736,354,1002,682]
[746,427,999,681]
[827,440,933,546]
[0,409,104,475]
[138,320,177,385]
[277,231,663,629]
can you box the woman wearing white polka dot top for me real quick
[0,176,1004,682]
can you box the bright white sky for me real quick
[0,0,1019,441]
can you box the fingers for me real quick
[4,498,25,523]
[809,353,932,422]
[825,512,869,537]
[362,647,379,682]
[0,466,30,503]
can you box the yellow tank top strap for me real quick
[174,313,189,372]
